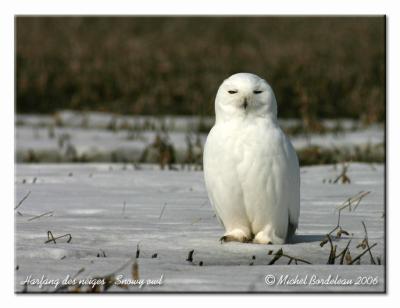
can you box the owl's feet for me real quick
[220,229,252,243]
[252,234,273,245]
[253,227,285,245]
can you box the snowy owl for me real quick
[203,73,300,244]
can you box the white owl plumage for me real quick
[203,73,300,244]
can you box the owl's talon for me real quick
[220,235,235,243]
[219,232,251,243]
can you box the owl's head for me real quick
[214,73,278,123]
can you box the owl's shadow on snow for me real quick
[288,234,325,244]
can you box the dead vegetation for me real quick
[333,163,351,184]
[182,134,203,171]
[14,190,31,210]
[298,143,384,166]
[52,259,134,293]
[319,191,371,244]
[264,191,378,266]
[317,191,379,265]
[267,248,312,265]
[323,162,352,184]
[14,191,55,221]
[46,255,164,293]
[45,230,72,244]
[16,17,384,125]
[28,211,54,221]
[186,250,194,263]
[140,133,176,169]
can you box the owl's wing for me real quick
[203,125,246,229]
[203,127,224,225]
[284,137,300,230]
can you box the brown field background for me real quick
[16,17,385,124]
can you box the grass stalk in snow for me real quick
[27,211,54,221]
[267,248,312,265]
[186,250,194,263]
[136,244,140,258]
[45,231,72,244]
[321,190,371,245]
[333,163,351,184]
[159,203,167,220]
[350,243,378,265]
[14,191,31,210]
[358,221,377,264]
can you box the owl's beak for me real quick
[242,99,248,110]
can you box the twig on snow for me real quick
[28,211,54,221]
[45,231,72,244]
[15,191,31,210]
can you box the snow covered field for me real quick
[15,112,384,164]
[14,162,385,293]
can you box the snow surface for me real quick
[15,112,384,163]
[14,163,385,293]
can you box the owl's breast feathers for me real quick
[228,118,291,162]
[205,117,296,184]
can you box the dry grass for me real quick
[16,17,385,124]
